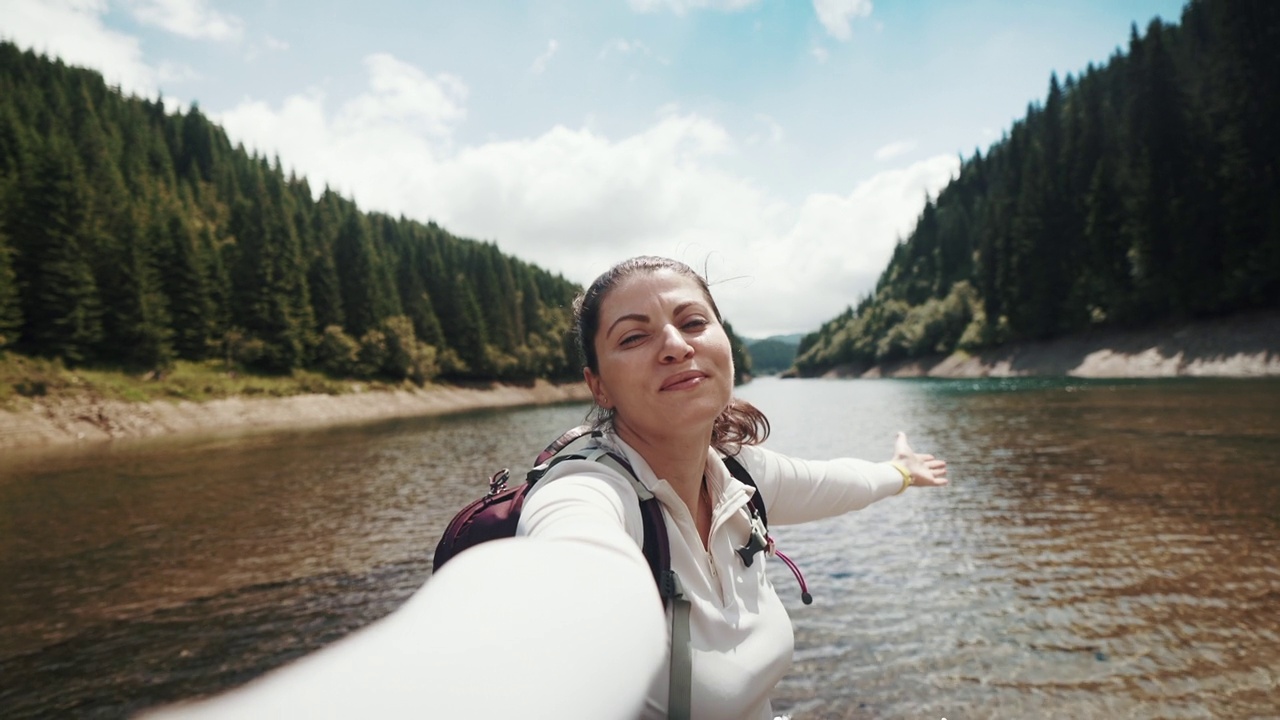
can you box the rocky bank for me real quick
[824,310,1280,379]
[0,380,593,453]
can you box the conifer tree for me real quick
[333,208,387,340]
[435,270,489,376]
[227,170,311,371]
[0,224,22,347]
[11,142,104,363]
[306,189,347,332]
[392,230,446,349]
[94,209,173,367]
[161,213,216,359]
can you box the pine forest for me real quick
[0,42,586,385]
[793,0,1279,377]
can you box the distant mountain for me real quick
[743,334,803,375]
[746,333,804,347]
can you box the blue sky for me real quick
[3,0,1187,337]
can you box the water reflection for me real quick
[1,379,1278,718]
[739,377,1280,718]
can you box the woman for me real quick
[518,256,948,719]
[150,256,945,720]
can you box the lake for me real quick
[1,377,1278,718]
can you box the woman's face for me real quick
[584,269,734,442]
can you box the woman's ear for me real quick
[584,367,611,409]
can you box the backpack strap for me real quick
[664,572,693,720]
[723,454,767,527]
[584,449,691,720]
[528,442,691,720]
[527,446,673,604]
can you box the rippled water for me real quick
[1,378,1278,718]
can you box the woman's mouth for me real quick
[661,371,707,391]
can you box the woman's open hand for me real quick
[893,432,948,488]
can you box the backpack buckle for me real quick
[486,469,510,497]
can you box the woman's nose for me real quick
[659,324,694,363]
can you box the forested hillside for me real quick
[794,0,1278,376]
[0,42,584,384]
[744,336,801,376]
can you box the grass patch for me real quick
[0,352,362,410]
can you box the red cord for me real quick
[771,542,813,605]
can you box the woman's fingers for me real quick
[894,431,912,457]
[892,433,949,487]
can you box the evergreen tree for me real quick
[306,189,347,332]
[1201,0,1280,307]
[227,170,311,372]
[435,270,489,376]
[161,213,215,359]
[333,208,388,340]
[0,223,22,347]
[723,320,752,385]
[178,104,216,183]
[392,228,446,349]
[11,142,103,363]
[94,210,173,367]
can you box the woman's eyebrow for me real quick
[606,313,649,338]
[606,301,708,338]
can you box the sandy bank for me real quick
[0,380,593,452]
[824,310,1280,379]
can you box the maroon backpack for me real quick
[430,425,810,604]
[432,425,674,593]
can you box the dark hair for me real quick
[572,255,770,454]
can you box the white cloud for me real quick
[812,0,873,41]
[124,0,243,42]
[873,139,917,161]
[810,45,829,64]
[0,0,167,96]
[218,54,956,337]
[530,39,559,75]
[738,154,958,334]
[628,0,760,15]
[747,114,785,145]
[600,38,650,58]
[245,33,290,62]
[340,54,467,137]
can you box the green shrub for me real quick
[315,325,360,377]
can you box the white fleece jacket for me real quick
[517,433,906,720]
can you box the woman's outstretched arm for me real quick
[144,537,666,720]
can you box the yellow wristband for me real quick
[890,462,912,494]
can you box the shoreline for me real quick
[0,380,593,453]
[819,309,1280,379]
[3,310,1277,453]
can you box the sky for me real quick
[2,0,1188,339]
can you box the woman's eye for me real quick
[620,333,644,346]
[682,318,708,330]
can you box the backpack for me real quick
[430,425,810,720]
[431,425,797,589]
